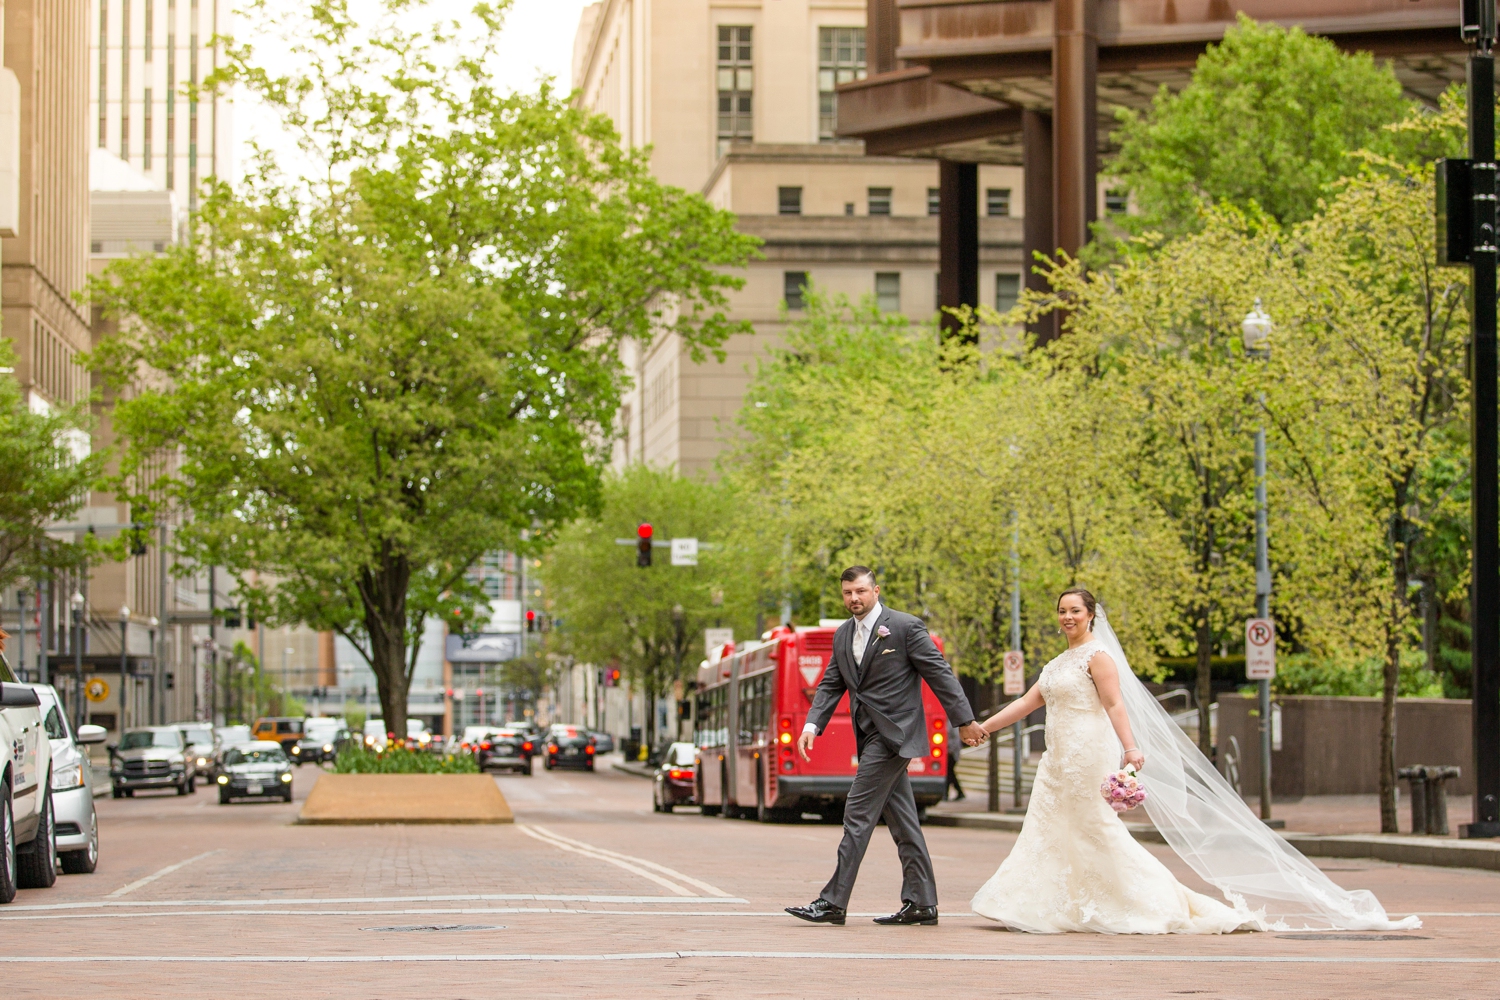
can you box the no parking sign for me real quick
[1245,618,1276,680]
[1003,650,1025,695]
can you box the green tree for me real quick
[543,466,743,748]
[0,340,103,593]
[1111,15,1412,234]
[90,1,755,735]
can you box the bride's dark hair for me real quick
[1057,587,1097,631]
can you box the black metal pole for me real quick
[1465,18,1500,839]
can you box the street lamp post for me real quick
[70,590,85,731]
[1243,300,1274,822]
[118,606,130,734]
[148,617,159,725]
[16,588,27,684]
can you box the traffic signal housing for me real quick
[526,609,536,632]
[636,523,653,567]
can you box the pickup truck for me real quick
[1,659,57,903]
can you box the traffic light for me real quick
[636,523,653,567]
[223,607,241,629]
[604,667,621,687]
[525,609,536,632]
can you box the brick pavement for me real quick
[3,758,1497,999]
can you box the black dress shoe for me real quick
[786,899,847,925]
[873,901,939,926]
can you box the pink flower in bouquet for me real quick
[1101,766,1147,813]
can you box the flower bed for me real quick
[334,742,478,775]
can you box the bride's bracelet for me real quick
[1122,747,1139,754]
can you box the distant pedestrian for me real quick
[946,743,965,801]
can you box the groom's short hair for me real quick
[840,565,876,585]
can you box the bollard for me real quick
[1423,765,1462,836]
[1397,766,1428,834]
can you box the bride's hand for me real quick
[1123,749,1145,771]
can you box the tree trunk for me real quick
[359,554,411,743]
[1379,624,1400,833]
[1195,612,1214,756]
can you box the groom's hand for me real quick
[959,722,988,747]
[797,731,816,762]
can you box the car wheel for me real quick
[17,779,57,889]
[111,788,123,799]
[0,785,16,904]
[218,789,231,805]
[60,817,99,875]
[283,789,293,803]
[188,775,197,794]
[124,789,134,798]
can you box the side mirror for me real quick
[76,724,108,745]
[0,683,41,708]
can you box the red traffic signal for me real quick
[637,523,653,539]
[636,523,653,568]
[526,609,537,632]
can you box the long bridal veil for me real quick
[1093,607,1420,931]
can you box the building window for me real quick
[121,0,131,161]
[778,187,802,216]
[875,272,901,312]
[166,0,176,189]
[145,0,154,60]
[717,26,753,147]
[844,202,854,216]
[98,0,108,147]
[189,0,200,211]
[868,187,892,216]
[143,88,153,169]
[1105,187,1129,215]
[996,273,1021,314]
[928,187,941,216]
[986,188,1012,217]
[818,27,866,141]
[784,271,809,311]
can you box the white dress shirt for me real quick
[804,602,882,736]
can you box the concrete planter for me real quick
[297,773,513,825]
[1217,694,1473,798]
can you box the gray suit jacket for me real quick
[806,606,976,759]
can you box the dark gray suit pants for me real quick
[820,731,937,910]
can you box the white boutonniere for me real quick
[876,625,890,638]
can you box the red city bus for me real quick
[694,624,951,822]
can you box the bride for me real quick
[968,587,1419,934]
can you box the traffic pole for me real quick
[1465,0,1500,839]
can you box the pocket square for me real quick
[880,647,895,654]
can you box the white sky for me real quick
[232,0,596,181]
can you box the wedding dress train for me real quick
[970,639,1252,934]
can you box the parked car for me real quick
[28,685,105,874]
[179,723,219,778]
[363,719,386,748]
[543,729,596,772]
[110,726,195,797]
[215,742,295,803]
[0,670,55,902]
[590,730,616,755]
[252,716,305,753]
[476,729,534,775]
[653,741,699,813]
[291,717,348,765]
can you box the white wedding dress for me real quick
[971,639,1251,934]
[971,617,1419,934]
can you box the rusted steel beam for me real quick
[1022,109,1059,345]
[870,0,901,74]
[1054,0,1098,259]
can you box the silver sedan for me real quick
[27,685,105,874]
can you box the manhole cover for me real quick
[361,924,505,933]
[1277,933,1429,941]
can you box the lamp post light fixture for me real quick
[1242,300,1274,823]
[148,616,160,724]
[70,590,85,729]
[118,606,130,733]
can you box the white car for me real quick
[28,685,105,874]
[0,664,55,902]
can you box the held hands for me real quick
[959,722,989,747]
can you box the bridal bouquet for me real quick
[1101,765,1147,813]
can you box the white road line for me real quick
[527,825,732,898]
[0,952,1482,965]
[515,825,694,896]
[0,908,816,922]
[6,893,747,913]
[107,850,223,898]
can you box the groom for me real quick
[787,567,987,927]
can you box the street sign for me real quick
[704,627,733,657]
[671,537,699,566]
[1003,650,1025,695]
[85,677,110,703]
[1246,618,1276,680]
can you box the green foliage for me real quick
[342,701,368,735]
[1259,652,1443,699]
[89,0,756,735]
[217,640,303,724]
[334,741,478,774]
[1110,16,1413,234]
[542,465,744,745]
[0,340,105,590]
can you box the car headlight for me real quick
[217,774,229,785]
[197,757,208,767]
[280,771,292,783]
[323,744,333,753]
[53,762,85,791]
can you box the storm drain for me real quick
[361,924,506,933]
[1276,933,1429,941]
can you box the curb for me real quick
[924,812,1500,872]
[612,761,655,780]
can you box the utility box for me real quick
[1436,157,1474,267]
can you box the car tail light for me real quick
[585,745,595,755]
[480,742,491,750]
[548,743,558,753]
[522,741,533,752]
[668,768,688,780]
